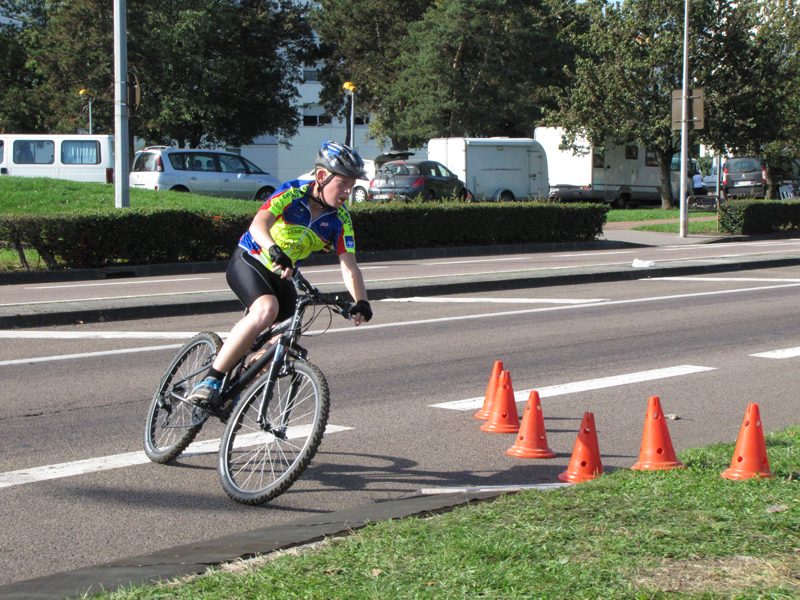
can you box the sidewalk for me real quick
[1,225,795,330]
[3,225,800,599]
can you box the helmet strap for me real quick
[311,170,337,209]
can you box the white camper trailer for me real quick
[0,134,115,183]
[534,127,693,207]
[427,137,548,201]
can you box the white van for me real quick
[534,127,695,207]
[428,137,548,201]
[0,134,115,183]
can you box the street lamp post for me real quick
[342,81,356,148]
[342,82,357,206]
[679,0,690,238]
[79,89,94,134]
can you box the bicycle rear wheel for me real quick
[218,360,330,505]
[144,332,222,463]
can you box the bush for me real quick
[718,199,800,235]
[0,202,608,270]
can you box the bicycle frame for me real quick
[208,270,351,427]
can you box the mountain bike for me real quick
[143,270,354,505]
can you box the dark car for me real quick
[369,159,468,201]
[722,156,800,199]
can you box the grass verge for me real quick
[634,219,721,235]
[90,426,800,599]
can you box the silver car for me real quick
[130,147,282,201]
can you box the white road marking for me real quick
[429,365,717,411]
[0,331,222,339]
[553,251,636,257]
[28,278,209,290]
[6,282,800,366]
[0,344,185,366]
[0,425,352,489]
[427,257,532,265]
[650,277,800,282]
[382,297,608,305]
[750,347,800,359]
[0,288,234,308]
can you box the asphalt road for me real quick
[3,261,800,588]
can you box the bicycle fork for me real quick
[256,340,303,440]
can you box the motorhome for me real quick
[427,137,548,201]
[534,127,693,207]
[0,134,115,183]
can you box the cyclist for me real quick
[188,140,373,407]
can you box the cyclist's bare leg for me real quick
[211,294,279,374]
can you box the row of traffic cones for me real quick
[475,361,774,482]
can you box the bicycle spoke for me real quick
[219,361,330,505]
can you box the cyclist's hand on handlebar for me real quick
[268,245,294,278]
[349,299,372,325]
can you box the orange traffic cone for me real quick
[507,391,556,458]
[721,403,773,480]
[558,412,603,483]
[475,361,503,420]
[632,396,685,471]
[480,370,520,433]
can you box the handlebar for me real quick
[291,269,354,318]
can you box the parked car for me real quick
[721,156,800,199]
[130,147,282,201]
[702,165,720,194]
[369,159,468,201]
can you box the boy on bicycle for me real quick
[188,140,373,407]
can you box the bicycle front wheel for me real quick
[144,332,222,463]
[218,360,330,505]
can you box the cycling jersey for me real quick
[238,179,356,271]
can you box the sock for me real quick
[206,368,224,381]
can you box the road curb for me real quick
[3,255,800,329]
[0,490,508,600]
[0,240,642,286]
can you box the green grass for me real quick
[0,176,257,215]
[634,219,721,235]
[89,426,800,599]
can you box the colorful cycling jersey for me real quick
[238,178,356,271]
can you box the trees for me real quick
[8,0,316,148]
[312,0,433,151]
[390,0,582,148]
[315,0,582,151]
[556,0,800,206]
[0,0,46,132]
[555,0,695,209]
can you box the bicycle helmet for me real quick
[315,140,367,180]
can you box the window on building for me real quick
[302,65,319,82]
[318,114,332,125]
[645,148,658,167]
[625,146,638,160]
[593,152,605,169]
[303,115,318,127]
[355,116,370,125]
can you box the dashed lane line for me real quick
[381,297,609,305]
[0,425,353,489]
[429,365,717,411]
[750,347,800,359]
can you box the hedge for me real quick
[718,199,800,235]
[0,202,608,270]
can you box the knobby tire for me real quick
[218,360,330,505]
[144,332,223,463]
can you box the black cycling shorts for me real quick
[226,247,298,322]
